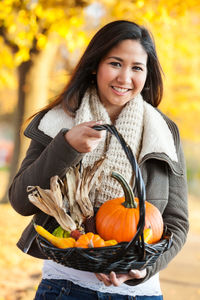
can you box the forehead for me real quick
[105,39,147,61]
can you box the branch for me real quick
[0,26,18,53]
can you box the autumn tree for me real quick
[0,0,92,202]
[1,0,200,202]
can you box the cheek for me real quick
[97,66,116,87]
[134,74,147,90]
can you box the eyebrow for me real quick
[107,56,146,66]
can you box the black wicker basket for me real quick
[36,124,173,273]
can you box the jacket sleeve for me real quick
[126,142,189,286]
[9,129,83,216]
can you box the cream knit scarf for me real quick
[74,88,144,207]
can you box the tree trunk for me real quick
[19,38,59,165]
[1,37,59,203]
[1,60,32,203]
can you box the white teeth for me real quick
[112,86,129,93]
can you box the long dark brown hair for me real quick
[28,20,163,121]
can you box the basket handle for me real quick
[93,124,146,257]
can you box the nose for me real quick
[116,68,132,85]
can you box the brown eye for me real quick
[109,62,121,67]
[132,66,143,71]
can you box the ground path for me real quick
[160,195,200,300]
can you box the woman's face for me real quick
[96,39,148,118]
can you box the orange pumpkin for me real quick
[75,232,105,248]
[96,172,164,244]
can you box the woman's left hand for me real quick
[95,269,147,287]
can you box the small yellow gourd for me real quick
[34,224,76,249]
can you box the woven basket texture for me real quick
[36,124,173,273]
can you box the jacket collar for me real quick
[24,110,52,146]
[139,102,178,163]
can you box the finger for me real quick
[129,269,146,279]
[109,271,121,287]
[82,120,103,128]
[110,272,130,286]
[85,127,106,139]
[95,273,109,282]
[98,273,112,286]
[95,273,103,281]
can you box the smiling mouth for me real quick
[112,86,131,93]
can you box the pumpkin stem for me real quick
[111,171,137,208]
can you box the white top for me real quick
[42,260,162,296]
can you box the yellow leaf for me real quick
[36,33,47,50]
[136,0,144,8]
[14,48,30,65]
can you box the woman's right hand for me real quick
[65,121,105,153]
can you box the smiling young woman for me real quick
[9,20,188,300]
[96,39,148,122]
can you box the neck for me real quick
[102,104,124,123]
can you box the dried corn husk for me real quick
[27,177,76,231]
[27,157,105,231]
[75,157,105,218]
[64,165,85,226]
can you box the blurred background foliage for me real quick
[0,0,200,202]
